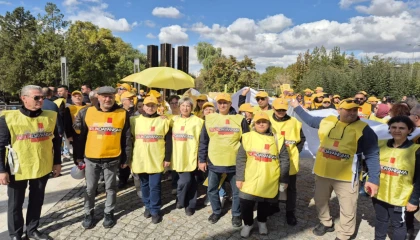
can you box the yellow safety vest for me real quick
[304,96,313,109]
[358,102,372,119]
[130,115,169,173]
[270,115,302,175]
[193,109,203,119]
[84,107,126,159]
[68,105,87,134]
[240,131,280,198]
[171,115,204,172]
[205,113,243,166]
[5,110,56,180]
[53,98,65,108]
[314,115,367,181]
[376,140,419,206]
[368,113,388,124]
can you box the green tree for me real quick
[0,7,39,93]
[195,42,222,70]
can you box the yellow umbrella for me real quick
[121,67,194,90]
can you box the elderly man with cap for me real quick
[198,93,250,227]
[303,88,314,109]
[354,91,371,119]
[0,85,61,240]
[290,98,380,240]
[269,98,306,226]
[130,95,171,224]
[76,86,132,229]
[63,90,87,165]
[116,83,138,107]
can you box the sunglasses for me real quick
[118,88,127,90]
[25,95,45,101]
[256,97,267,101]
[197,99,206,102]
[275,109,287,112]
[354,98,364,100]
[323,101,331,104]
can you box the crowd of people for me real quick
[0,84,419,240]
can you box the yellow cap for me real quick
[338,98,360,109]
[239,103,254,113]
[368,96,380,102]
[116,83,121,87]
[143,96,158,105]
[147,90,161,98]
[303,88,313,93]
[71,90,82,96]
[121,91,135,100]
[322,98,331,103]
[315,87,323,91]
[202,102,214,109]
[120,83,131,91]
[333,95,341,98]
[358,91,368,96]
[272,98,289,110]
[216,93,232,102]
[253,112,270,122]
[196,94,207,101]
[255,91,269,98]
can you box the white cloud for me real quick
[339,0,369,8]
[355,0,407,16]
[146,33,156,39]
[144,20,156,28]
[66,2,137,32]
[63,0,80,7]
[152,7,182,18]
[190,10,420,70]
[159,25,189,44]
[258,14,293,33]
[0,1,11,5]
[137,44,145,49]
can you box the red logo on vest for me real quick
[16,122,52,142]
[181,126,185,131]
[333,141,339,148]
[225,119,230,125]
[390,157,396,164]
[281,131,285,136]
[89,118,122,136]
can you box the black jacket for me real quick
[42,98,64,136]
[0,106,61,173]
[76,103,132,165]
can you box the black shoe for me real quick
[103,212,116,228]
[176,203,183,209]
[144,209,152,218]
[82,212,94,229]
[313,223,335,236]
[407,228,415,240]
[27,230,51,240]
[151,214,162,224]
[232,216,242,227]
[208,213,221,224]
[11,236,23,240]
[185,207,195,216]
[286,211,297,226]
[118,181,127,189]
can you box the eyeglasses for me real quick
[197,100,206,102]
[355,98,364,100]
[217,101,229,105]
[275,109,286,112]
[25,95,45,101]
[118,88,127,91]
[256,97,266,101]
[328,120,353,140]
[323,102,331,104]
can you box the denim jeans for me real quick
[139,173,162,215]
[207,171,240,216]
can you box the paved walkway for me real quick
[1,156,419,239]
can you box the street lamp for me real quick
[60,56,68,86]
[134,58,140,90]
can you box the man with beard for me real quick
[354,91,371,119]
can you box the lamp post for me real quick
[134,58,140,90]
[60,56,68,86]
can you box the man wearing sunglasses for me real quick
[290,98,380,240]
[0,85,61,240]
[254,91,272,112]
[198,93,250,227]
[354,91,371,119]
[269,98,306,226]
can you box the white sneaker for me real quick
[240,225,253,238]
[257,221,268,235]
[204,197,211,206]
[220,196,226,208]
